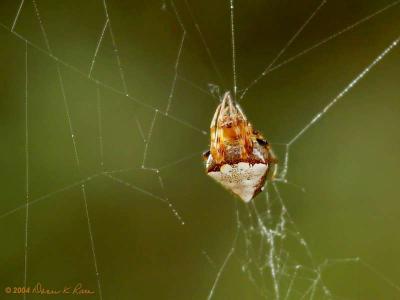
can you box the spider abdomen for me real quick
[208,162,268,202]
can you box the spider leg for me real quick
[235,103,253,159]
[235,103,246,120]
[213,96,228,164]
[224,94,249,161]
[210,103,221,129]
[202,150,211,160]
[210,104,222,163]
[267,147,279,180]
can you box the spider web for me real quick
[0,0,400,299]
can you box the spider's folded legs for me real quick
[210,103,221,129]
[210,104,221,162]
[209,104,227,164]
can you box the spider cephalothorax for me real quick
[204,91,277,202]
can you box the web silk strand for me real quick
[230,0,238,98]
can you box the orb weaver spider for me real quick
[203,91,277,202]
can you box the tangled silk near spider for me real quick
[203,91,277,202]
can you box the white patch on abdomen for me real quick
[208,162,268,202]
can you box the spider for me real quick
[203,91,277,202]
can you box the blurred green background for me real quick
[1,0,400,299]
